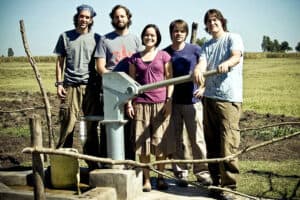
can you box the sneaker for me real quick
[195,171,213,186]
[208,189,222,199]
[174,171,188,187]
[157,177,168,190]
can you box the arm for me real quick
[126,63,136,119]
[55,56,66,99]
[96,57,110,75]
[163,61,173,117]
[217,50,242,73]
[193,58,207,87]
[165,61,173,100]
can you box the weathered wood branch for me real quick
[23,130,299,200]
[19,20,55,148]
[0,106,45,113]
[241,121,300,132]
[236,131,300,156]
[23,131,300,166]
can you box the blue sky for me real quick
[1,0,299,56]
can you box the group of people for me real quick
[54,4,244,200]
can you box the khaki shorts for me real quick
[132,103,175,157]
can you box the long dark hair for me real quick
[204,9,228,33]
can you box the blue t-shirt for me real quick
[200,32,244,102]
[53,29,101,85]
[164,43,201,104]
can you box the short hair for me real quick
[204,9,228,33]
[109,5,132,27]
[141,24,162,47]
[169,19,189,41]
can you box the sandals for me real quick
[157,177,168,190]
[142,182,152,192]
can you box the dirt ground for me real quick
[0,91,299,169]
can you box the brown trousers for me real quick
[202,97,241,189]
[56,85,103,169]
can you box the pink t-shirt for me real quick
[129,50,171,103]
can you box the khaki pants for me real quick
[172,102,208,175]
[56,84,103,169]
[132,103,175,157]
[203,97,241,189]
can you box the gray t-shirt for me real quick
[54,29,101,85]
[94,31,143,73]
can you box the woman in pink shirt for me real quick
[126,24,174,192]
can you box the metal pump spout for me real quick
[102,69,219,161]
[102,72,140,160]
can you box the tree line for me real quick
[196,36,300,53]
[4,36,300,57]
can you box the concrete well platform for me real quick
[0,167,220,200]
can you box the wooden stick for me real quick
[29,114,45,200]
[0,106,45,113]
[19,20,55,148]
[241,121,300,132]
[23,131,299,199]
[23,131,300,166]
[190,22,198,44]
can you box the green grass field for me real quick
[0,57,299,198]
[243,57,300,117]
[0,57,299,116]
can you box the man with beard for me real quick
[94,4,143,160]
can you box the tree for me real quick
[296,42,300,52]
[261,36,268,52]
[272,39,280,52]
[196,37,207,47]
[261,36,293,52]
[261,36,273,52]
[7,48,14,57]
[280,41,292,52]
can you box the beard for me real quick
[112,22,128,31]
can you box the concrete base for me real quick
[0,185,117,200]
[89,168,143,200]
[0,170,32,186]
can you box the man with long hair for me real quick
[194,9,244,200]
[54,4,101,170]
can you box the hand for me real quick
[193,86,205,99]
[193,69,205,87]
[218,62,230,73]
[162,99,172,118]
[126,104,135,119]
[57,85,66,100]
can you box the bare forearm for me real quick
[96,58,109,75]
[55,56,64,82]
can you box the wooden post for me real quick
[30,114,46,200]
[190,22,198,44]
[20,19,55,148]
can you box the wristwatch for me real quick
[55,81,64,87]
